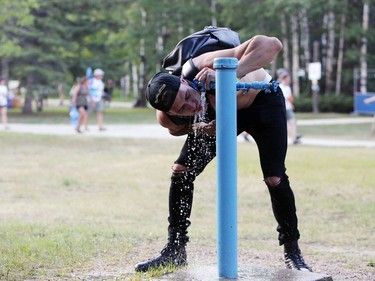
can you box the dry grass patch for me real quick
[0,133,374,280]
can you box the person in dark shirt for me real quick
[135,35,312,273]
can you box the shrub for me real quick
[294,94,354,113]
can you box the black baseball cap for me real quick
[145,72,180,112]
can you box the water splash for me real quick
[193,93,207,135]
[186,91,216,179]
[198,92,207,121]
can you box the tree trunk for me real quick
[57,82,65,106]
[321,14,328,93]
[124,75,130,96]
[312,41,320,113]
[156,19,167,71]
[360,2,369,93]
[132,64,139,100]
[312,82,320,114]
[156,24,164,55]
[325,11,335,94]
[135,38,147,107]
[299,9,310,75]
[335,1,347,96]
[280,11,290,71]
[134,8,147,107]
[1,57,9,82]
[313,41,320,63]
[291,13,300,97]
[211,0,217,27]
[22,75,33,114]
[270,60,277,78]
[186,11,193,35]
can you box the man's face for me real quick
[167,78,202,116]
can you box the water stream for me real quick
[193,92,207,135]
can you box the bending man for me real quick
[135,34,312,272]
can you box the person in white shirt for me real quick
[277,69,301,144]
[90,69,106,131]
[0,78,9,130]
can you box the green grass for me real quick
[297,123,374,140]
[7,105,156,125]
[1,105,375,279]
[295,112,375,140]
[0,132,374,280]
[296,112,360,119]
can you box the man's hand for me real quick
[195,67,216,90]
[191,120,216,136]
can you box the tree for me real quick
[360,1,369,93]
[0,0,373,112]
[324,10,335,94]
[0,0,38,82]
[335,0,348,96]
[291,12,300,97]
[280,11,290,71]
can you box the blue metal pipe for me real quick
[214,57,238,279]
[193,80,279,93]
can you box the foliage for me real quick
[0,0,374,110]
[0,0,38,58]
[294,93,354,113]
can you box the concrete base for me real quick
[158,265,333,281]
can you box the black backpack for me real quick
[162,26,241,76]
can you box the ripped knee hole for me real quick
[264,176,281,187]
[172,163,188,176]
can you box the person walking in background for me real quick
[0,78,9,130]
[89,68,106,131]
[277,69,301,144]
[71,77,91,133]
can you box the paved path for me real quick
[7,123,180,140]
[3,117,375,148]
[4,99,375,147]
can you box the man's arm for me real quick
[192,35,282,79]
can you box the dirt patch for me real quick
[80,243,374,280]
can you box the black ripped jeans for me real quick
[168,88,300,245]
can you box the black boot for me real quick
[135,168,195,272]
[284,241,312,272]
[135,238,187,272]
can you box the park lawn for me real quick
[0,132,374,280]
[7,105,157,125]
